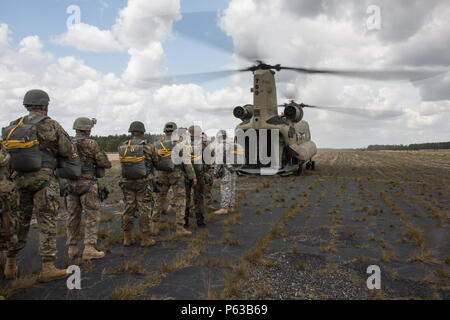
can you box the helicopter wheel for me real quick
[305,162,311,170]
[311,161,315,171]
[296,164,303,176]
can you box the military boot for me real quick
[82,245,105,260]
[207,205,216,211]
[140,232,156,247]
[196,213,206,227]
[38,262,68,283]
[0,296,5,300]
[176,226,192,237]
[151,223,160,236]
[68,246,78,260]
[4,258,17,280]
[213,208,228,215]
[123,231,135,246]
[184,208,190,228]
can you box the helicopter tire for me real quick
[311,161,315,171]
[305,162,311,170]
[296,164,303,176]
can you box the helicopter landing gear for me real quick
[305,160,315,171]
[295,163,303,176]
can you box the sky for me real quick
[0,0,449,148]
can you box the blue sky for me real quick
[0,0,233,89]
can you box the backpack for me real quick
[56,138,82,180]
[1,115,56,173]
[155,137,175,172]
[118,139,148,179]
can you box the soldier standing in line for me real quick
[213,130,242,215]
[153,123,196,237]
[65,117,112,260]
[118,121,160,247]
[2,89,73,282]
[184,125,209,228]
[202,132,216,212]
[0,145,19,281]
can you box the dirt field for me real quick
[1,150,448,300]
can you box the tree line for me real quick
[367,141,450,151]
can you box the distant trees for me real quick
[92,134,164,152]
[367,142,450,151]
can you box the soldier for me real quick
[118,121,159,247]
[184,125,210,228]
[2,89,73,282]
[65,117,112,260]
[0,145,19,280]
[202,132,216,212]
[153,123,196,237]
[213,130,241,215]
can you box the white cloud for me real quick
[0,23,10,51]
[51,23,123,53]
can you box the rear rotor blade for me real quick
[280,66,444,82]
[301,104,402,119]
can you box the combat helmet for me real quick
[128,121,146,133]
[23,89,50,106]
[164,122,177,134]
[73,117,97,131]
[188,125,202,138]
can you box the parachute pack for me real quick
[156,137,175,172]
[118,139,149,179]
[1,115,56,172]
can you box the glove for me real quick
[59,179,71,197]
[204,173,213,185]
[152,179,163,193]
[98,184,110,202]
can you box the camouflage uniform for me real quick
[8,111,74,262]
[66,135,111,247]
[217,166,237,209]
[185,138,208,226]
[153,136,196,230]
[213,138,241,211]
[120,140,159,234]
[0,146,19,253]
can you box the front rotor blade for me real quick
[281,67,444,82]
[142,69,248,85]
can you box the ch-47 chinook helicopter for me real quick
[224,60,440,175]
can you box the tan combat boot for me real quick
[4,258,17,280]
[82,245,105,260]
[140,232,156,247]
[207,205,216,211]
[150,223,160,236]
[213,208,228,215]
[0,296,5,300]
[123,231,135,246]
[68,246,78,260]
[176,226,192,237]
[39,262,68,283]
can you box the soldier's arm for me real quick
[182,144,196,180]
[92,140,112,169]
[53,120,74,159]
[143,144,160,169]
